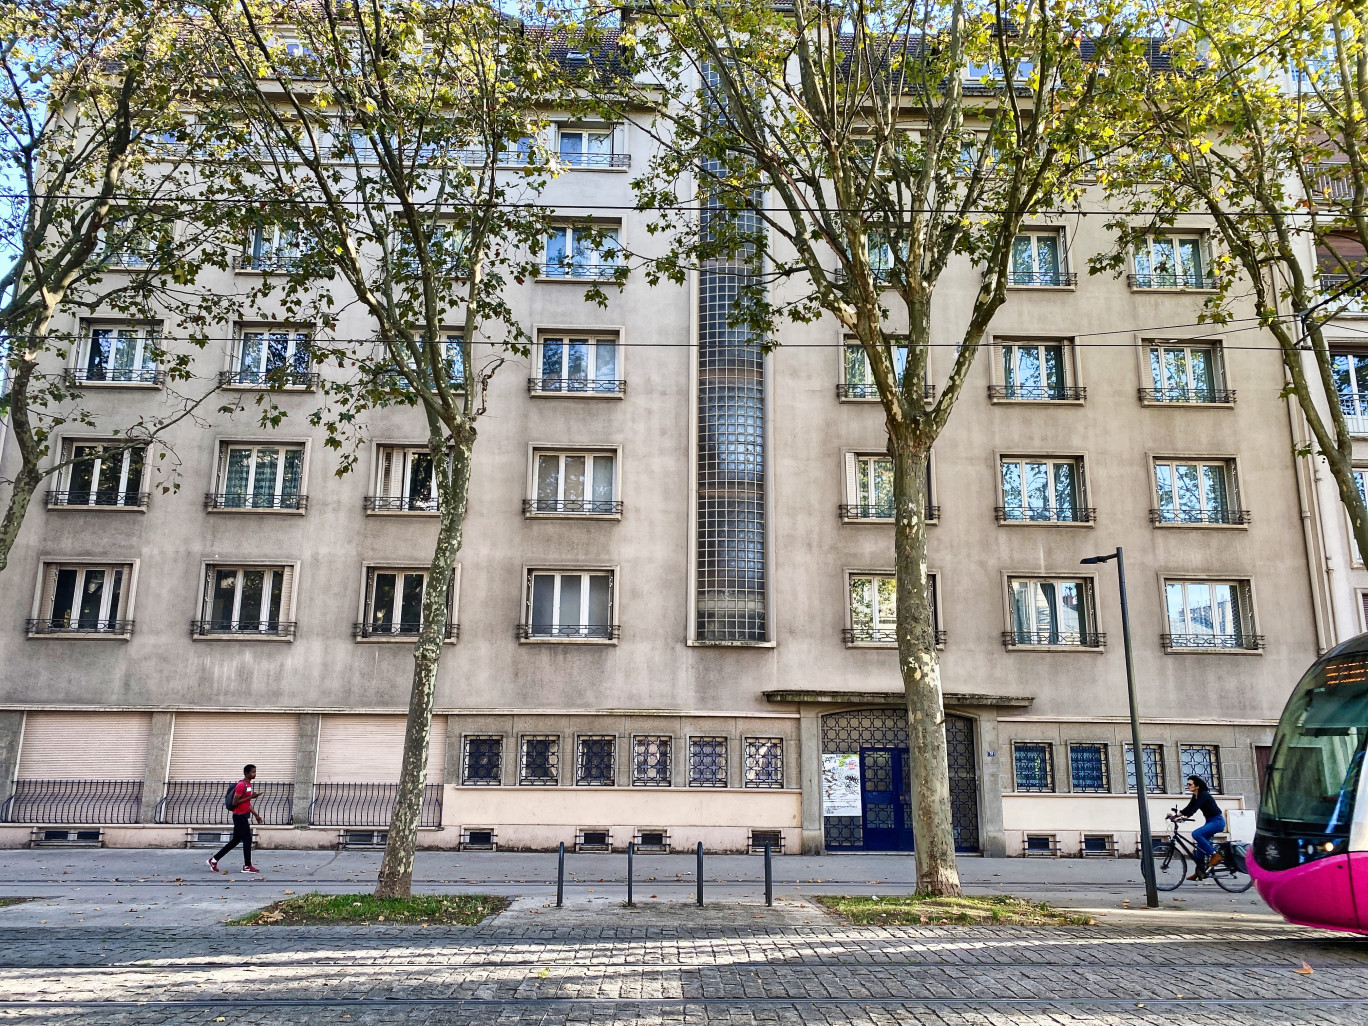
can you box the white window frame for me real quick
[212,440,308,512]
[840,451,937,523]
[1008,229,1070,287]
[555,123,621,167]
[240,225,301,271]
[531,330,623,396]
[356,564,459,643]
[541,223,621,279]
[1150,456,1243,527]
[1131,232,1212,289]
[1331,349,1368,429]
[992,338,1080,402]
[522,567,618,642]
[230,325,314,388]
[370,444,440,514]
[1004,574,1101,649]
[194,561,298,640]
[845,569,941,647]
[1160,576,1260,653]
[73,322,160,385]
[52,439,147,509]
[839,338,917,402]
[1142,339,1230,404]
[527,447,621,517]
[997,454,1090,524]
[396,221,470,278]
[29,559,138,638]
[1353,469,1367,567]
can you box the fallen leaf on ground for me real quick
[1295,963,1314,975]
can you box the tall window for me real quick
[462,736,502,785]
[557,125,621,167]
[543,225,620,277]
[1068,742,1110,793]
[533,333,621,394]
[52,442,146,507]
[1332,351,1368,421]
[744,738,784,788]
[529,451,618,514]
[1144,342,1229,403]
[847,573,941,645]
[358,568,452,639]
[1152,459,1243,525]
[632,736,672,787]
[575,736,616,786]
[241,226,301,271]
[369,446,438,513]
[1179,744,1223,792]
[395,222,469,277]
[1009,231,1069,286]
[841,453,936,521]
[841,342,911,400]
[519,736,559,785]
[995,341,1078,401]
[32,563,131,634]
[688,737,728,787]
[998,457,1089,523]
[212,444,305,510]
[196,565,292,636]
[1132,234,1210,288]
[74,324,159,384]
[1162,579,1258,650]
[1013,742,1055,792]
[230,328,313,388]
[1007,577,1098,647]
[522,570,616,640]
[1125,743,1166,793]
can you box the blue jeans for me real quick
[1192,816,1225,858]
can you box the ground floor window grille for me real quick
[1179,744,1222,792]
[688,737,728,788]
[1068,742,1110,792]
[743,738,784,788]
[519,736,559,785]
[632,735,671,787]
[575,736,616,786]
[1125,743,1166,793]
[462,736,502,786]
[1013,742,1055,792]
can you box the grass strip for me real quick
[229,892,508,926]
[0,897,40,908]
[814,893,1095,927]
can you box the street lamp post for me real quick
[1081,546,1159,908]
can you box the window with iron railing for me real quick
[575,736,616,786]
[366,446,438,513]
[50,442,147,508]
[556,125,628,168]
[542,225,620,278]
[1068,742,1110,793]
[209,443,306,511]
[632,735,672,787]
[846,572,943,646]
[225,328,314,389]
[531,333,623,395]
[1006,577,1101,648]
[194,565,293,638]
[1125,743,1166,793]
[839,342,925,400]
[518,735,559,786]
[30,563,134,636]
[1013,742,1055,792]
[1161,579,1262,651]
[1141,341,1232,404]
[238,226,302,271]
[1152,459,1247,525]
[355,567,456,641]
[998,456,1092,523]
[1179,744,1223,792]
[462,736,502,786]
[1333,351,1368,425]
[527,450,619,515]
[1008,231,1074,287]
[991,340,1083,401]
[1130,234,1214,289]
[688,737,728,788]
[71,323,161,385]
[743,738,784,788]
[840,453,938,521]
[520,570,616,640]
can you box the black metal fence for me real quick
[1,779,142,824]
[156,781,294,826]
[308,783,443,827]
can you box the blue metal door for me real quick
[860,747,916,850]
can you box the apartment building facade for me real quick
[0,109,1326,857]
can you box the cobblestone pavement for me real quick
[2,896,1367,1024]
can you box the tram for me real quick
[1249,633,1368,933]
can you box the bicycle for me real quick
[1151,808,1253,893]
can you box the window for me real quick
[98,218,155,268]
[72,323,159,384]
[1152,459,1246,525]
[846,572,943,645]
[1013,742,1055,792]
[632,735,672,787]
[228,328,313,388]
[1161,578,1260,650]
[357,567,455,640]
[998,457,1091,523]
[532,333,622,394]
[993,340,1081,401]
[462,736,502,785]
[395,222,469,278]
[1131,234,1212,289]
[575,736,615,786]
[1332,351,1368,425]
[368,446,438,513]
[240,225,301,271]
[518,736,559,785]
[557,125,624,167]
[1006,577,1100,647]
[543,224,620,278]
[528,450,619,515]
[841,453,937,521]
[1009,231,1072,286]
[1142,341,1231,403]
[744,738,784,788]
[51,442,146,508]
[521,570,617,640]
[688,737,728,787]
[211,443,306,511]
[1179,744,1223,792]
[840,341,913,400]
[1125,743,1166,793]
[30,563,133,635]
[1068,742,1110,793]
[194,564,293,637]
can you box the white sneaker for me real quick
[207,857,218,872]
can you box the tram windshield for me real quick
[1260,656,1368,837]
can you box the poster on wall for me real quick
[821,753,862,816]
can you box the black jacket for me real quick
[1179,789,1222,822]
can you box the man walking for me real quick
[209,764,262,875]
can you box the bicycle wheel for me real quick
[1152,841,1188,891]
[1211,856,1254,893]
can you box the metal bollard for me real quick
[556,841,565,908]
[696,841,704,907]
[764,844,773,907]
[626,841,635,907]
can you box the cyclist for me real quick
[1167,775,1225,880]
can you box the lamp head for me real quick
[1080,553,1117,565]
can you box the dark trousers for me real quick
[214,813,253,866]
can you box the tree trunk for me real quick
[0,355,43,577]
[0,463,41,577]
[375,431,473,899]
[890,435,962,897]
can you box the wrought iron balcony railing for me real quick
[539,262,621,279]
[219,370,319,389]
[232,253,303,272]
[0,779,143,824]
[996,505,1097,523]
[190,620,296,638]
[205,492,307,511]
[523,498,623,515]
[47,490,149,509]
[528,377,627,395]
[156,781,294,826]
[516,623,620,640]
[1137,386,1236,404]
[843,626,947,645]
[363,495,439,513]
[1127,272,1218,290]
[837,382,936,400]
[1149,508,1252,526]
[1307,162,1355,203]
[1318,274,1368,313]
[26,618,133,636]
[308,782,443,827]
[988,384,1087,401]
[1160,633,1265,651]
[1003,271,1078,287]
[352,621,458,640]
[555,151,631,168]
[64,367,164,386]
[838,503,940,521]
[1003,630,1106,648]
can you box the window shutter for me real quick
[203,566,216,618]
[1360,590,1368,631]
[215,443,229,490]
[379,449,393,496]
[278,565,295,620]
[168,713,299,782]
[39,564,60,615]
[18,712,152,778]
[844,452,859,506]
